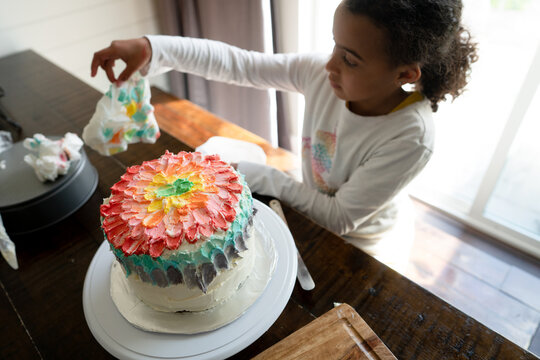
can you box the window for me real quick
[410,0,540,257]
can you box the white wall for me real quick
[0,0,169,93]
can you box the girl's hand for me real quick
[91,37,152,85]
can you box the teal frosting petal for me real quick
[132,110,147,123]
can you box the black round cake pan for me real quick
[0,138,98,235]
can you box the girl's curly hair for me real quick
[344,0,478,111]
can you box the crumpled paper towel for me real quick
[23,132,83,182]
[82,72,160,156]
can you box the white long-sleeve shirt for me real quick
[145,35,435,239]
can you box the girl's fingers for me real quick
[91,46,120,78]
[90,56,100,77]
[91,47,111,77]
[91,39,149,82]
[103,59,117,83]
[117,61,140,84]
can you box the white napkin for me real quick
[195,136,266,165]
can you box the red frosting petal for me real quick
[149,240,166,258]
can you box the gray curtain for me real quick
[155,0,274,144]
[270,0,299,153]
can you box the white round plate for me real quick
[83,199,297,360]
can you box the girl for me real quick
[91,0,477,270]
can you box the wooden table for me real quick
[0,51,536,360]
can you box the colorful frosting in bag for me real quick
[82,73,160,156]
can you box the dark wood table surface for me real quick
[0,50,537,360]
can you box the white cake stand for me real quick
[83,199,297,360]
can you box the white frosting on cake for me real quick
[124,228,256,312]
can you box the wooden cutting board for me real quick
[253,303,396,360]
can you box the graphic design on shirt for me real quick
[302,130,336,195]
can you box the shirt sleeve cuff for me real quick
[142,35,173,77]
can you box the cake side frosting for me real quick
[123,228,257,312]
